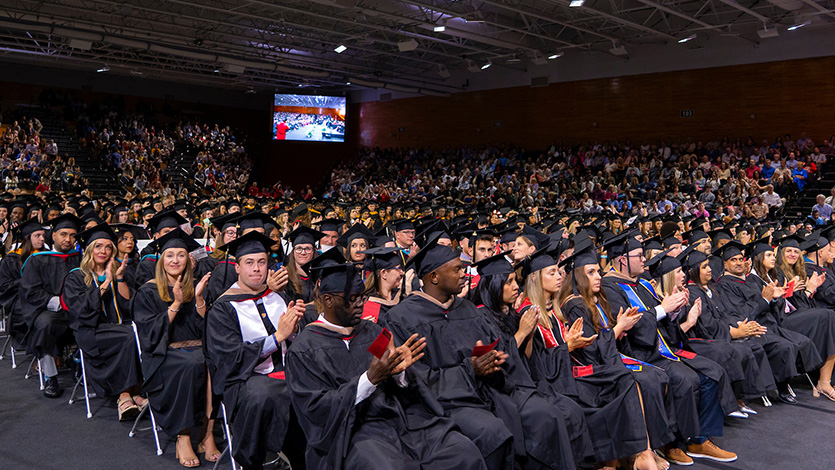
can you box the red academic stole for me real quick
[362,302,382,323]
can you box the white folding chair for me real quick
[129,322,163,456]
[211,401,238,470]
[68,349,95,418]
[23,357,44,390]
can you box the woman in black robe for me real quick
[680,250,776,405]
[63,224,143,420]
[479,249,668,470]
[0,218,46,350]
[649,249,765,415]
[768,236,835,400]
[284,226,325,302]
[359,246,404,324]
[132,229,216,468]
[112,223,141,291]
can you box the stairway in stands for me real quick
[782,159,835,220]
[17,105,124,196]
[163,143,198,193]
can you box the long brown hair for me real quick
[154,250,195,302]
[287,253,304,297]
[776,246,807,282]
[752,251,778,282]
[557,265,614,333]
[523,270,560,330]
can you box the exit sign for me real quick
[680,110,695,118]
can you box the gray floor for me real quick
[1,347,833,470]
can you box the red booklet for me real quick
[472,338,500,357]
[268,371,285,380]
[675,349,696,359]
[573,365,594,378]
[785,280,795,298]
[367,328,392,359]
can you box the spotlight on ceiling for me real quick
[757,26,779,38]
[788,21,809,31]
[507,57,522,64]
[678,34,696,43]
[434,25,446,32]
[96,66,110,73]
[609,45,628,56]
[397,39,419,52]
[570,0,585,7]
[481,61,492,70]
[334,44,347,53]
[548,52,563,59]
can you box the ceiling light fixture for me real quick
[434,25,446,32]
[548,52,563,59]
[481,61,492,70]
[96,66,110,73]
[570,0,585,7]
[334,44,347,53]
[678,34,696,43]
[788,21,809,31]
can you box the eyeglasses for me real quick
[331,293,369,304]
[224,229,237,236]
[294,246,314,254]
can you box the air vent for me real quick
[530,76,549,87]
[380,92,392,101]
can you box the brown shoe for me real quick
[657,446,693,466]
[686,440,738,462]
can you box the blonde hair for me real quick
[660,270,678,298]
[523,269,564,330]
[777,246,807,282]
[154,249,195,302]
[79,239,118,287]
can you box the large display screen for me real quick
[272,94,346,142]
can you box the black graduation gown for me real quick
[708,255,725,283]
[116,256,138,292]
[205,257,237,307]
[513,301,649,462]
[768,269,835,361]
[134,253,158,290]
[195,255,220,281]
[810,262,835,310]
[478,305,593,464]
[132,282,206,436]
[685,284,775,399]
[382,293,577,470]
[560,299,676,451]
[601,275,735,439]
[0,251,26,348]
[63,269,141,397]
[205,289,293,469]
[286,319,487,470]
[285,274,315,303]
[714,273,819,382]
[19,250,81,358]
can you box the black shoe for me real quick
[777,392,797,404]
[44,376,63,399]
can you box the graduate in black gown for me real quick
[600,232,738,465]
[359,246,404,323]
[206,232,306,470]
[0,218,46,353]
[112,224,143,292]
[132,229,217,468]
[647,248,759,417]
[382,235,581,470]
[195,213,238,281]
[714,240,822,404]
[286,253,487,470]
[134,211,187,289]
[767,236,835,401]
[679,248,776,407]
[62,224,144,421]
[285,226,325,302]
[477,248,666,470]
[338,223,374,264]
[19,214,82,398]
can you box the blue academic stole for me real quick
[616,280,681,362]
[597,302,653,371]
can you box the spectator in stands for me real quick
[813,194,832,221]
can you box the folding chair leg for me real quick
[129,405,148,437]
[69,376,83,404]
[0,335,11,360]
[148,407,163,456]
[221,402,236,470]
[80,350,92,418]
[9,345,17,368]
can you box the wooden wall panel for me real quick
[352,56,835,150]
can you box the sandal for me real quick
[132,395,149,409]
[176,437,201,468]
[117,396,140,422]
[197,442,223,463]
[814,383,835,401]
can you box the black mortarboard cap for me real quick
[76,223,117,248]
[220,231,275,259]
[319,218,344,233]
[646,249,680,278]
[49,213,82,232]
[360,246,404,271]
[473,251,515,277]
[391,218,415,232]
[713,240,746,261]
[152,228,201,254]
[407,232,459,278]
[15,217,45,239]
[288,226,325,246]
[337,223,374,248]
[520,248,557,279]
[236,212,274,232]
[148,210,187,233]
